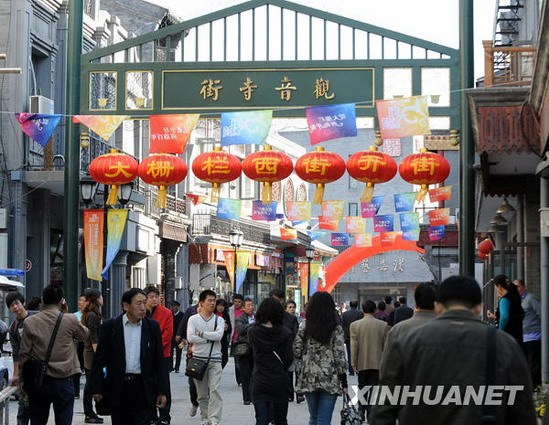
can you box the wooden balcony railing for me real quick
[483,40,536,87]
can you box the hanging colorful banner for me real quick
[346,216,366,234]
[331,233,349,246]
[376,95,430,140]
[399,212,420,232]
[321,200,345,220]
[429,208,450,226]
[308,230,326,241]
[224,250,235,287]
[402,229,420,241]
[186,193,207,205]
[217,198,242,219]
[149,114,199,154]
[374,215,395,233]
[285,201,312,221]
[73,115,128,140]
[380,231,402,246]
[429,225,446,241]
[220,110,273,146]
[361,196,384,218]
[309,261,321,297]
[280,228,298,241]
[355,233,373,247]
[318,217,340,231]
[429,186,453,202]
[305,103,357,145]
[83,209,104,282]
[252,200,277,221]
[235,251,251,293]
[394,192,416,213]
[298,261,310,298]
[15,113,62,147]
[101,209,128,280]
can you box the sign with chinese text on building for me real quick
[162,67,374,113]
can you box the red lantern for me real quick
[347,146,397,202]
[478,238,495,255]
[294,146,346,204]
[242,145,293,204]
[478,250,488,260]
[89,149,139,206]
[399,148,450,201]
[138,154,188,208]
[192,147,242,201]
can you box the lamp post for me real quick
[80,176,133,318]
[229,229,243,294]
[305,248,315,300]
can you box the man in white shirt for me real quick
[90,288,168,425]
[187,290,225,425]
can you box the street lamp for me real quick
[229,228,244,294]
[80,175,98,206]
[305,247,315,299]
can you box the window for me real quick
[348,202,359,217]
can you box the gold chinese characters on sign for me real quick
[200,76,337,102]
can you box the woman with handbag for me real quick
[248,298,294,425]
[82,289,104,424]
[293,292,348,425]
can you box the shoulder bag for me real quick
[185,316,217,381]
[22,313,64,394]
[340,393,362,425]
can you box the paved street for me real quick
[7,357,354,424]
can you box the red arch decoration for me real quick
[320,235,425,293]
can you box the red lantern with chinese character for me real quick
[241,145,293,204]
[478,238,494,255]
[295,146,346,204]
[138,154,188,208]
[347,146,397,202]
[192,146,242,201]
[89,149,139,206]
[399,148,450,201]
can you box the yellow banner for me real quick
[74,115,128,141]
[83,210,104,281]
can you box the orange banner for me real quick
[83,209,104,281]
[149,114,199,154]
[298,261,310,299]
[429,208,450,226]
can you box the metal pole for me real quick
[63,0,83,310]
[540,178,549,384]
[233,246,238,294]
[459,0,475,277]
[307,258,311,301]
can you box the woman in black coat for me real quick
[248,297,294,425]
[215,298,232,368]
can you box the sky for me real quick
[149,0,495,79]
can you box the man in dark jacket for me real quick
[270,289,298,337]
[371,276,536,425]
[393,296,413,324]
[171,301,183,373]
[90,288,168,425]
[342,300,363,375]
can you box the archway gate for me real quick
[81,0,460,122]
[76,0,461,292]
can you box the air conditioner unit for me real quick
[29,95,54,114]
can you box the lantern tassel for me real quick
[156,185,167,209]
[313,184,325,205]
[360,183,374,203]
[211,183,221,204]
[261,182,272,204]
[416,184,429,202]
[106,185,118,206]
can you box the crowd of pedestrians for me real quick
[3,273,541,425]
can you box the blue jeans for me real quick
[28,375,74,425]
[304,390,338,425]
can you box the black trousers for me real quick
[111,377,156,425]
[523,339,542,389]
[358,369,379,421]
[157,357,172,422]
[171,341,182,372]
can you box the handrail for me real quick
[0,385,18,425]
[483,40,536,87]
